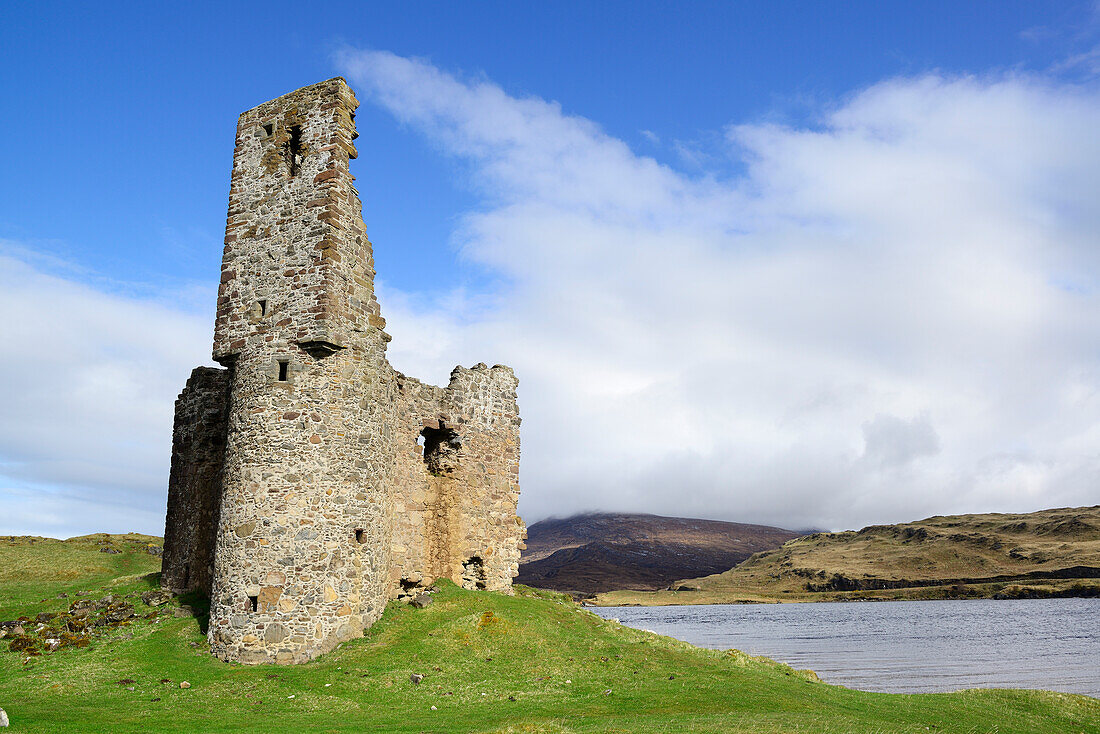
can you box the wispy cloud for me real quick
[0,252,211,536]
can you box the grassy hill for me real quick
[0,534,1097,732]
[595,505,1100,607]
[517,513,797,597]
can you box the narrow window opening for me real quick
[277,360,289,381]
[261,123,274,137]
[247,595,258,612]
[420,423,461,476]
[354,529,365,544]
[285,124,303,177]
[258,299,267,316]
[182,564,190,588]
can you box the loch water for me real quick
[593,597,1100,696]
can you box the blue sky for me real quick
[2,2,1099,537]
[3,1,1090,299]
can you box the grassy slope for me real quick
[596,506,1100,607]
[0,536,1096,733]
[0,534,163,618]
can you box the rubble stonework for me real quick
[161,78,525,665]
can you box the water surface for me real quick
[594,598,1099,696]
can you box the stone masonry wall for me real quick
[162,367,230,596]
[206,78,395,665]
[389,364,525,595]
[163,78,524,665]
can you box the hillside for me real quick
[517,513,798,596]
[596,505,1100,606]
[1,534,1096,732]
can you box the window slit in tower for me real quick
[247,595,258,612]
[354,529,365,544]
[182,564,190,588]
[278,360,289,382]
[258,299,267,316]
[287,124,303,177]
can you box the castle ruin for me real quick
[160,78,525,665]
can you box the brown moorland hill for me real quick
[595,505,1100,606]
[517,513,798,597]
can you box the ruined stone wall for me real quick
[389,364,525,595]
[212,80,383,363]
[206,79,395,665]
[164,78,525,666]
[162,367,230,596]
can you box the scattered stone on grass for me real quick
[141,590,174,607]
[410,673,424,685]
[410,594,433,609]
[179,681,191,689]
[0,707,8,727]
[8,636,38,654]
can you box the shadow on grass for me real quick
[175,589,211,634]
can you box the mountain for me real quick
[516,513,799,597]
[594,505,1100,605]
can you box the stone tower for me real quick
[161,79,525,665]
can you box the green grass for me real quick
[1,536,1097,733]
[0,534,162,619]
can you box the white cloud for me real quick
[342,51,1100,531]
[861,413,940,468]
[0,251,211,537]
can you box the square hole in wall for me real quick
[261,123,274,137]
[277,360,289,382]
[354,529,365,544]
